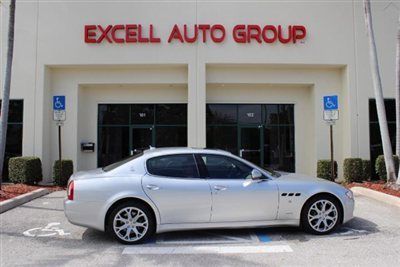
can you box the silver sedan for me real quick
[64,147,354,244]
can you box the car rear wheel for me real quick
[301,195,342,235]
[107,202,155,244]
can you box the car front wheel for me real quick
[107,202,155,244]
[301,195,342,235]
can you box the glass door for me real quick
[239,126,262,166]
[131,126,153,156]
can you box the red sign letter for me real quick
[111,25,125,43]
[168,24,184,43]
[233,25,246,43]
[84,25,97,43]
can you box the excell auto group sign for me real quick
[84,24,307,44]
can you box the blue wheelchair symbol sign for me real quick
[53,96,65,111]
[323,95,338,110]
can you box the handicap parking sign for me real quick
[53,96,65,111]
[323,95,338,110]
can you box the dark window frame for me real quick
[146,153,200,179]
[368,99,396,179]
[0,99,24,180]
[206,103,295,172]
[97,104,187,167]
[195,153,255,180]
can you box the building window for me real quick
[206,104,295,172]
[369,99,396,179]
[98,104,187,167]
[0,100,24,180]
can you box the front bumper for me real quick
[342,196,355,224]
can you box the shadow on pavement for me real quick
[79,216,378,246]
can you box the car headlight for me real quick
[345,190,354,199]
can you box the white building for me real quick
[0,0,397,182]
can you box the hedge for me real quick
[53,160,74,186]
[8,157,42,185]
[317,160,338,181]
[343,158,363,183]
[375,155,399,180]
[361,160,371,181]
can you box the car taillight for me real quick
[67,181,74,200]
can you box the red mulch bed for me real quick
[347,181,400,198]
[0,183,65,202]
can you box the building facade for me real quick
[0,0,397,182]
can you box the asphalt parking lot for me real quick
[1,191,399,267]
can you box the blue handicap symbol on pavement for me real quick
[53,96,65,111]
[323,95,338,110]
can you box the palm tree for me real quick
[363,0,396,183]
[0,0,16,190]
[396,13,400,184]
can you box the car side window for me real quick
[146,154,199,178]
[199,154,253,179]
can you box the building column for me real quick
[187,63,206,148]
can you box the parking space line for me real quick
[122,245,293,255]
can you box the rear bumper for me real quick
[64,199,105,231]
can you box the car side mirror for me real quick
[251,169,263,180]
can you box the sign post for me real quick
[53,96,66,182]
[323,95,339,181]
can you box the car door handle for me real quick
[213,185,227,191]
[146,184,160,190]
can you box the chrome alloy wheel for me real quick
[113,207,149,242]
[307,199,338,233]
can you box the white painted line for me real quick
[122,245,293,255]
[155,239,250,245]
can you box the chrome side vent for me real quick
[281,192,301,197]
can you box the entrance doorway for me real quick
[98,104,187,167]
[206,104,295,172]
[239,126,262,165]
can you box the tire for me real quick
[301,195,343,235]
[106,201,155,244]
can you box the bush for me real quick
[361,160,371,181]
[343,158,363,183]
[375,155,399,180]
[53,160,74,186]
[317,160,338,181]
[8,157,42,185]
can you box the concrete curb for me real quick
[351,186,400,208]
[0,188,50,214]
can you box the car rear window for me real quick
[102,152,143,172]
[146,154,199,178]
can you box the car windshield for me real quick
[102,152,143,172]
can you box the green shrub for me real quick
[375,155,399,180]
[343,158,363,183]
[361,160,371,181]
[53,160,74,186]
[317,160,338,181]
[8,157,42,185]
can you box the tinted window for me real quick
[155,126,187,147]
[206,104,237,124]
[156,104,186,124]
[147,154,199,178]
[206,126,237,154]
[98,104,129,125]
[199,154,252,179]
[131,104,154,124]
[98,126,130,167]
[238,104,261,124]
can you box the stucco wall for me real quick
[0,0,398,180]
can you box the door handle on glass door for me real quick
[214,185,227,191]
[146,184,160,190]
